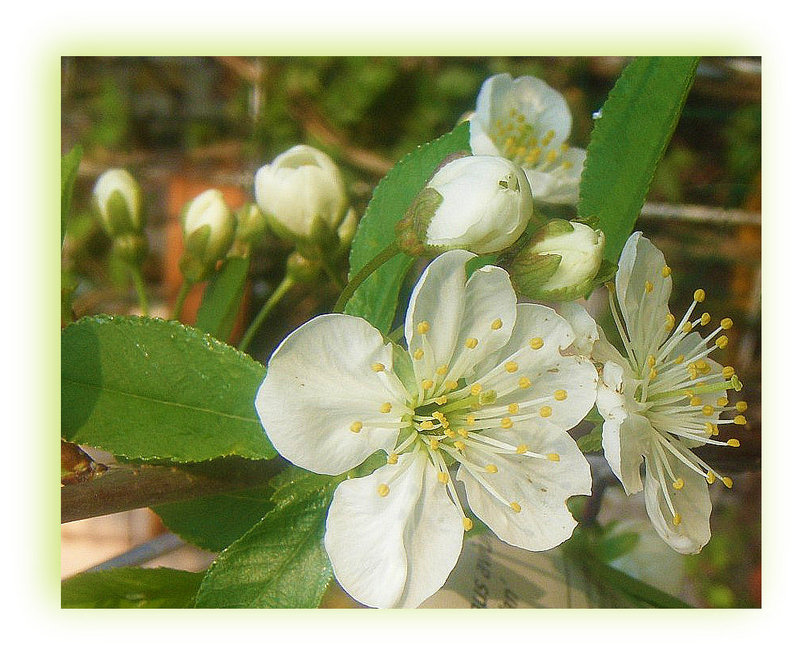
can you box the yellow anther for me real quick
[672,478,685,490]
[665,313,676,331]
[539,406,553,418]
[462,517,474,531]
[694,289,706,303]
[736,401,748,412]
[350,421,363,433]
[673,513,682,526]
[688,367,699,380]
[647,355,656,368]
[458,427,469,437]
[387,453,398,465]
[466,415,476,425]
[644,280,654,293]
[529,337,544,350]
[420,421,435,430]
[722,476,734,489]
[438,471,449,484]
[516,444,528,454]
[507,403,519,414]
[547,453,560,462]
[371,362,385,372]
[436,365,449,376]
[519,377,532,389]
[682,321,693,334]
[443,428,454,437]
[413,348,424,360]
[433,396,448,406]
[561,161,574,170]
[721,317,734,330]
[465,337,479,349]
[510,502,522,513]
[734,415,747,425]
[722,366,735,379]
[727,438,741,448]
[454,441,466,452]
[416,321,430,335]
[674,354,685,364]
[704,422,715,435]
[485,464,498,474]
[491,318,503,330]
[445,380,459,391]
[470,383,482,396]
[505,361,519,373]
[554,389,568,401]
[716,335,729,349]
[606,281,616,294]
[690,396,702,407]
[700,312,711,326]
[661,265,672,278]
[377,483,390,497]
[649,367,658,380]
[683,389,695,397]
[380,402,392,414]
[430,439,439,450]
[500,417,513,429]
[421,379,434,391]
[702,405,714,416]
[706,471,716,484]
[717,397,729,407]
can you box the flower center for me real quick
[489,108,572,173]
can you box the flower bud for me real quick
[234,202,268,246]
[179,189,236,282]
[396,155,533,256]
[92,168,143,238]
[254,145,348,246]
[508,219,605,301]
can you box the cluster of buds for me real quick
[92,168,148,266]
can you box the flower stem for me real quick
[171,279,193,321]
[319,257,345,290]
[129,265,150,317]
[333,240,401,314]
[239,275,295,353]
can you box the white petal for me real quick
[554,301,599,358]
[256,314,408,475]
[457,420,591,551]
[324,451,463,608]
[467,119,502,157]
[643,455,712,554]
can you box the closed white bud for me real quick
[254,145,348,244]
[92,168,143,237]
[398,156,533,256]
[180,189,236,282]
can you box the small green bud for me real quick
[111,233,148,267]
[179,189,235,282]
[92,168,143,238]
[235,202,268,245]
[286,251,321,284]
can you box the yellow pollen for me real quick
[466,415,476,425]
[377,483,390,497]
[706,471,716,484]
[547,453,560,462]
[516,444,528,454]
[675,354,685,364]
[702,405,714,416]
[438,471,449,484]
[387,453,398,465]
[371,362,385,372]
[430,439,439,450]
[721,317,733,330]
[529,337,544,350]
[508,403,519,414]
[562,161,573,170]
[727,438,741,447]
[649,367,658,380]
[704,422,715,435]
[485,464,498,474]
[722,477,734,489]
[682,321,693,334]
[505,361,519,373]
[500,417,513,429]
[465,337,479,349]
[436,365,449,376]
[700,312,711,326]
[491,318,503,330]
[454,441,466,451]
[716,335,729,349]
[661,266,672,277]
[416,321,430,335]
[688,367,699,381]
[694,289,706,303]
[673,514,682,526]
[462,517,474,531]
[734,415,747,425]
[350,421,363,433]
[510,502,522,513]
[673,478,685,490]
[458,427,469,437]
[420,421,435,430]
[444,428,454,437]
[421,379,434,391]
[380,402,392,414]
[539,406,553,418]
[644,280,654,293]
[647,355,656,367]
[723,366,735,379]
[470,383,482,396]
[736,401,748,412]
[554,389,568,401]
[519,377,532,389]
[433,396,448,405]
[666,313,675,330]
[445,380,459,391]
[413,348,424,360]
[690,396,702,406]
[717,397,729,407]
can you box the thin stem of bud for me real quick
[171,278,194,322]
[129,265,150,317]
[239,275,295,352]
[332,240,401,313]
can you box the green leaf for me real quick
[62,315,275,462]
[61,145,83,246]
[577,422,604,453]
[194,256,250,341]
[345,122,471,331]
[194,472,337,608]
[578,57,699,263]
[61,568,203,608]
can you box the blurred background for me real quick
[61,56,761,608]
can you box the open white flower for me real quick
[469,73,585,205]
[592,232,746,554]
[256,250,596,607]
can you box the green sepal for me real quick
[103,190,139,238]
[394,186,443,257]
[111,233,148,267]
